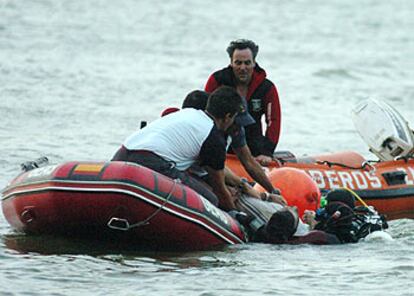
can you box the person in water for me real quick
[112,86,243,211]
[234,194,303,243]
[205,39,281,166]
[302,189,389,243]
[180,90,285,203]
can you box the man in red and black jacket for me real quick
[205,39,281,166]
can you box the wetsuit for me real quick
[235,196,341,244]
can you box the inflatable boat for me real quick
[1,161,246,250]
[1,160,340,250]
[227,151,414,220]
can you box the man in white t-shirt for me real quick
[112,86,243,211]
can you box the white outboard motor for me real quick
[351,99,414,161]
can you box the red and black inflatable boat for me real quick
[2,161,246,250]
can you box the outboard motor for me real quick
[21,156,49,172]
[352,99,414,161]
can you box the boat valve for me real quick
[107,217,130,231]
[21,207,36,224]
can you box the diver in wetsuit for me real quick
[233,188,389,245]
[303,189,389,243]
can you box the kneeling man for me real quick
[112,86,242,211]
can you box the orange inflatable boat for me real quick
[226,151,414,220]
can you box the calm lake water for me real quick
[1,0,413,295]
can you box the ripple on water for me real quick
[313,68,359,80]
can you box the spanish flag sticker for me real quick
[74,164,104,175]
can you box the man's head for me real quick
[206,86,243,131]
[183,90,254,128]
[182,90,209,110]
[265,206,299,243]
[326,189,356,209]
[226,39,258,85]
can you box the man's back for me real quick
[124,108,214,170]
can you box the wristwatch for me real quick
[239,178,249,188]
[260,192,270,201]
[271,188,281,195]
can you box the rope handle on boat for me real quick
[316,160,377,171]
[107,178,180,231]
[395,155,414,163]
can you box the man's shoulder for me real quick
[203,126,227,153]
[199,125,227,170]
[208,125,227,141]
[251,76,274,97]
[211,66,232,75]
[165,109,213,129]
[211,66,234,84]
[262,78,276,89]
[253,64,277,85]
[180,108,207,117]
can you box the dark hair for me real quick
[182,90,209,110]
[326,189,355,208]
[265,210,298,243]
[206,86,242,119]
[226,39,259,60]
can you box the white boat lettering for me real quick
[337,171,355,189]
[363,171,382,188]
[307,169,382,189]
[201,198,229,226]
[351,171,368,189]
[326,170,341,189]
[408,167,414,185]
[308,170,325,188]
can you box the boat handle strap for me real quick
[107,178,180,231]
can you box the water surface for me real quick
[1,0,413,295]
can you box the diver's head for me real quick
[265,206,299,243]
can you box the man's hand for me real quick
[239,179,262,199]
[302,210,317,229]
[261,193,287,205]
[255,154,273,166]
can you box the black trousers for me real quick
[112,146,219,206]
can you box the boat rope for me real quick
[316,160,378,170]
[395,154,414,163]
[107,178,180,231]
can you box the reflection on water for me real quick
[1,221,413,295]
[2,233,241,271]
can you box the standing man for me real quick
[112,86,243,211]
[205,39,281,166]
